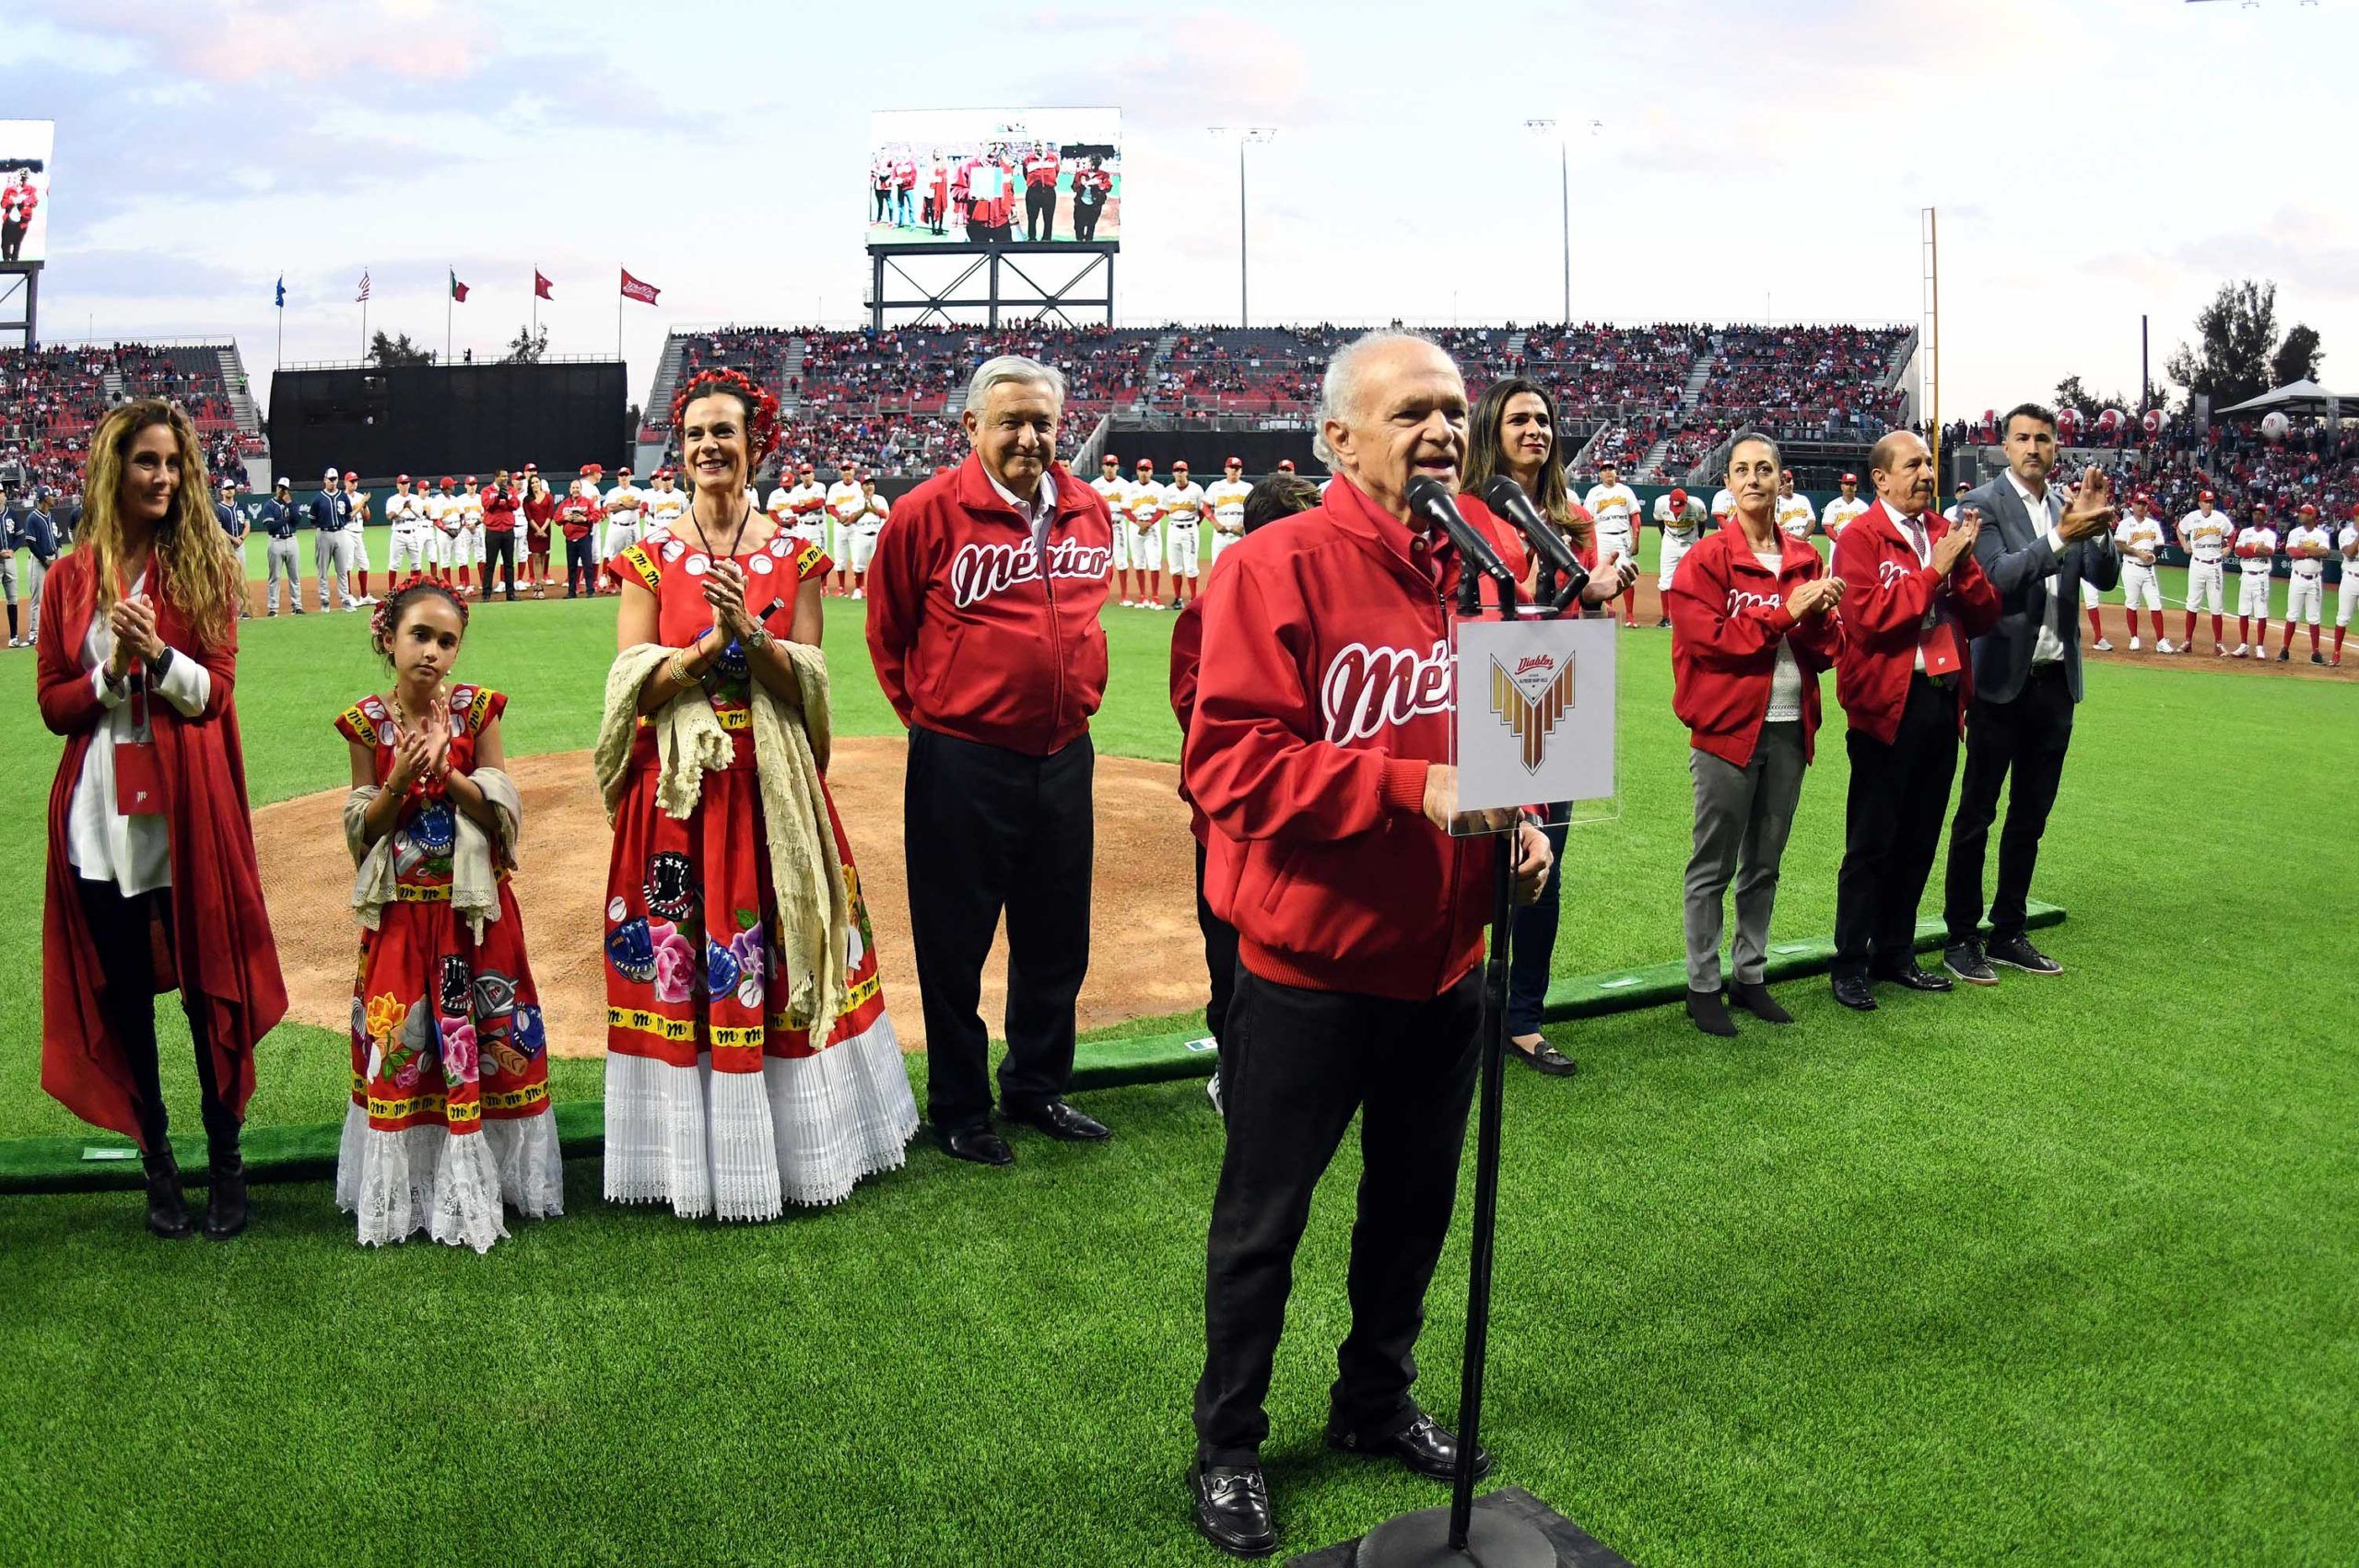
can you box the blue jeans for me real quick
[1504,806,1570,1036]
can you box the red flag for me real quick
[449,268,469,303]
[534,270,553,300]
[619,268,660,306]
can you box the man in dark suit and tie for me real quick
[1942,404,2120,983]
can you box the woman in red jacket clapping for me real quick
[1664,432,1845,1037]
[37,399,287,1239]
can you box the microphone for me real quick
[1404,475,1518,606]
[1480,475,1590,603]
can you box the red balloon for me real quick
[2142,409,2166,436]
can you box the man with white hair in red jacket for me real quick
[1181,329,1553,1559]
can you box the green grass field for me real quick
[1,535,2353,1566]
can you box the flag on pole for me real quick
[450,268,470,303]
[274,275,286,309]
[357,270,371,302]
[534,270,554,300]
[619,268,660,306]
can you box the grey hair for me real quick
[967,354,1066,412]
[1311,328,1445,467]
[1726,429,1782,472]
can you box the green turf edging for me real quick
[0,906,2060,1195]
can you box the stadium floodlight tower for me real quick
[1207,125,1276,328]
[1524,117,1599,324]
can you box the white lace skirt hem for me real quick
[602,1011,919,1221]
[334,1104,564,1253]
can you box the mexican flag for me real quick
[450,268,470,303]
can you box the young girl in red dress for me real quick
[337,579,562,1251]
[600,368,916,1221]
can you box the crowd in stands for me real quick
[2037,415,2359,524]
[0,343,257,499]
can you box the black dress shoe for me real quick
[1987,934,2063,975]
[1508,1036,1578,1076]
[1326,1411,1491,1482]
[1728,980,1792,1023]
[1685,988,1737,1037]
[939,1125,1014,1165]
[1003,1098,1110,1141]
[143,1151,193,1240]
[1831,973,1878,1012]
[204,1145,248,1240]
[1192,1463,1276,1558]
[1942,940,1999,986]
[1872,960,1954,992]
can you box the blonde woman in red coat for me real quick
[37,399,287,1240]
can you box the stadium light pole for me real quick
[1525,118,1600,324]
[1209,126,1277,327]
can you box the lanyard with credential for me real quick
[111,574,166,816]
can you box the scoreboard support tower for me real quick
[867,241,1116,332]
[0,263,39,351]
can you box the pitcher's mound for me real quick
[252,737,1208,1059]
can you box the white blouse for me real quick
[1754,547,1805,724]
[65,570,213,896]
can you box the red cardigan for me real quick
[1666,521,1845,766]
[1827,499,2001,744]
[37,553,287,1143]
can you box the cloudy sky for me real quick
[16,0,2355,420]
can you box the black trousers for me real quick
[1504,804,1571,1035]
[1834,675,1961,978]
[0,218,22,263]
[1195,965,1483,1465]
[75,878,238,1153]
[904,726,1094,1132]
[1194,837,1239,1059]
[1943,665,2074,945]
[564,535,593,596]
[485,530,517,600]
[1074,203,1100,242]
[1026,182,1055,240]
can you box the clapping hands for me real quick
[106,594,164,679]
[2060,468,2118,542]
[1786,577,1847,617]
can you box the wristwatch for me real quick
[744,623,773,653]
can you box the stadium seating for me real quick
[0,341,256,498]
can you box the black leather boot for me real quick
[203,1141,248,1240]
[143,1150,193,1240]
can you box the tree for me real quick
[369,330,434,368]
[503,322,550,364]
[2165,279,2282,410]
[2271,322,2323,388]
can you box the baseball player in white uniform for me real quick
[1162,459,1207,606]
[1089,454,1138,604]
[1942,482,1972,524]
[2112,494,2173,652]
[2336,509,2359,667]
[1205,456,1252,567]
[2279,504,2331,663]
[602,466,645,573]
[825,461,866,591]
[1580,462,1641,626]
[2232,503,2279,659]
[384,474,430,577]
[341,470,375,603]
[644,467,689,536]
[1649,486,1707,626]
[1708,486,1736,525]
[1774,470,1816,544]
[764,474,798,542]
[850,474,889,596]
[1821,472,1871,541]
[1126,458,1168,608]
[451,475,486,596]
[422,477,457,585]
[2177,490,2234,654]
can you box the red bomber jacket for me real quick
[1666,520,1846,767]
[865,453,1115,756]
[1827,499,2001,744]
[1183,475,1517,1001]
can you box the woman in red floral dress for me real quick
[601,369,916,1220]
[337,579,561,1251]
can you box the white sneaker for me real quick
[1121,599,1135,608]
[2093,638,2114,651]
[2129,637,2142,651]
[2229,643,2248,657]
[1205,1071,1224,1115]
[2156,638,2176,654]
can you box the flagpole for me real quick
[446,280,452,364]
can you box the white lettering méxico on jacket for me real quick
[948,536,1115,610]
[1320,638,1453,744]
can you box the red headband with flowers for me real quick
[669,367,780,464]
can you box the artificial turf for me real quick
[0,542,2352,1565]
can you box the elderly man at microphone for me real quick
[1181,330,1555,1559]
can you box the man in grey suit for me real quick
[1942,403,2120,983]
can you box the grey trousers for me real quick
[265,537,303,611]
[1684,720,1807,990]
[21,556,43,641]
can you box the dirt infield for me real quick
[251,737,1208,1060]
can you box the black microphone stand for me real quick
[1356,526,1562,1568]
